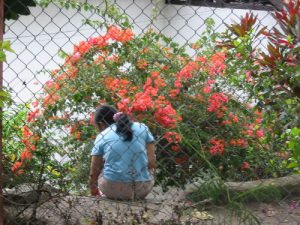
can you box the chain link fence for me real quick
[2,0,300,224]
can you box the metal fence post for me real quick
[0,0,4,223]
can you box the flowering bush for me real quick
[7,14,295,191]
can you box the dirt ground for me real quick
[5,186,300,225]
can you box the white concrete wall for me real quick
[4,0,277,103]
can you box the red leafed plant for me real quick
[260,0,300,97]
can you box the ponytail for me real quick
[115,113,133,142]
[94,105,133,141]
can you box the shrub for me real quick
[8,18,293,191]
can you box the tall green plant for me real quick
[220,3,300,177]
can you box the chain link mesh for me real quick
[2,0,300,224]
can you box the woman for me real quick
[88,105,156,200]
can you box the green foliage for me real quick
[186,176,282,225]
[227,202,261,225]
[0,40,15,62]
[36,0,132,29]
[0,89,11,107]
[3,105,29,187]
[220,7,300,177]
[283,127,300,173]
[4,0,36,20]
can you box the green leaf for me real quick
[1,40,15,53]
[64,2,70,9]
[58,50,69,59]
[287,161,298,169]
[0,52,6,62]
[292,143,300,156]
[0,90,11,107]
[290,127,300,136]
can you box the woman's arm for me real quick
[146,142,156,170]
[88,155,104,196]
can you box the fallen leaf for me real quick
[190,210,214,220]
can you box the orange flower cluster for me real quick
[241,161,250,170]
[43,94,59,107]
[241,110,264,139]
[175,61,199,85]
[26,108,41,123]
[154,104,179,128]
[67,26,133,66]
[230,138,248,148]
[207,92,229,118]
[132,92,153,112]
[208,52,226,76]
[163,132,182,144]
[143,71,166,96]
[209,138,226,156]
[136,59,148,70]
[107,26,134,43]
[12,126,40,174]
[221,113,239,126]
[105,77,133,98]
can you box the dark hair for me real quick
[94,105,133,142]
[116,113,133,141]
[94,105,117,126]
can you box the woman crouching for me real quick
[88,105,156,200]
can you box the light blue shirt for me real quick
[91,122,155,182]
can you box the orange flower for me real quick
[195,56,207,64]
[231,138,248,148]
[209,138,226,156]
[51,69,59,77]
[171,145,181,152]
[57,73,67,81]
[164,132,182,144]
[132,92,153,112]
[140,47,149,54]
[89,113,95,125]
[73,41,92,55]
[66,67,78,79]
[31,100,39,108]
[154,76,166,88]
[11,161,23,173]
[69,125,77,135]
[191,43,200,49]
[174,156,188,165]
[117,98,131,114]
[43,94,59,107]
[120,28,134,43]
[169,89,180,98]
[107,54,119,62]
[107,26,134,43]
[256,129,264,138]
[22,126,33,138]
[241,162,250,170]
[26,109,41,122]
[88,36,107,48]
[67,52,81,65]
[154,104,179,128]
[230,139,237,146]
[136,59,148,69]
[20,150,33,161]
[229,113,239,123]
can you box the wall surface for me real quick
[4,0,277,103]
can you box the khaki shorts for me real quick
[98,176,154,200]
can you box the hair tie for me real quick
[113,112,123,122]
